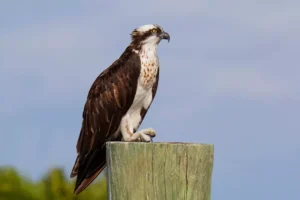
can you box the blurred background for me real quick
[1,1,299,199]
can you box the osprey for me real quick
[70,24,170,194]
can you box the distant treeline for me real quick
[0,167,106,200]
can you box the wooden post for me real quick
[106,142,214,200]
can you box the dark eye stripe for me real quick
[130,26,163,50]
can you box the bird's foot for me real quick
[138,128,156,142]
[123,128,156,142]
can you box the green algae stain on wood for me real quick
[107,142,214,200]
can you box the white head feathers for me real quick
[135,24,163,33]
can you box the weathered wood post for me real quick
[106,142,214,200]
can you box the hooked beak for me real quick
[160,32,170,42]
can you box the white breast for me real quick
[139,45,159,89]
[123,45,159,132]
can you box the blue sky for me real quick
[1,1,300,199]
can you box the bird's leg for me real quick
[120,118,156,142]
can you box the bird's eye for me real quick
[152,29,157,33]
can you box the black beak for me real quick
[160,32,170,42]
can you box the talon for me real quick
[139,128,156,142]
[140,133,151,142]
[122,127,156,142]
[144,128,156,137]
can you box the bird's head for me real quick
[130,24,170,49]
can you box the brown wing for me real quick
[71,48,141,195]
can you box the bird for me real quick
[70,24,170,195]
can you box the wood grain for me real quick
[106,142,214,200]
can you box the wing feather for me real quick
[71,48,141,194]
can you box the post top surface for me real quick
[106,141,214,147]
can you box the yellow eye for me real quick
[152,29,157,33]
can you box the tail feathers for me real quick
[73,148,107,195]
[70,156,79,178]
[74,164,106,195]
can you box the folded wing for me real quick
[71,49,141,194]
